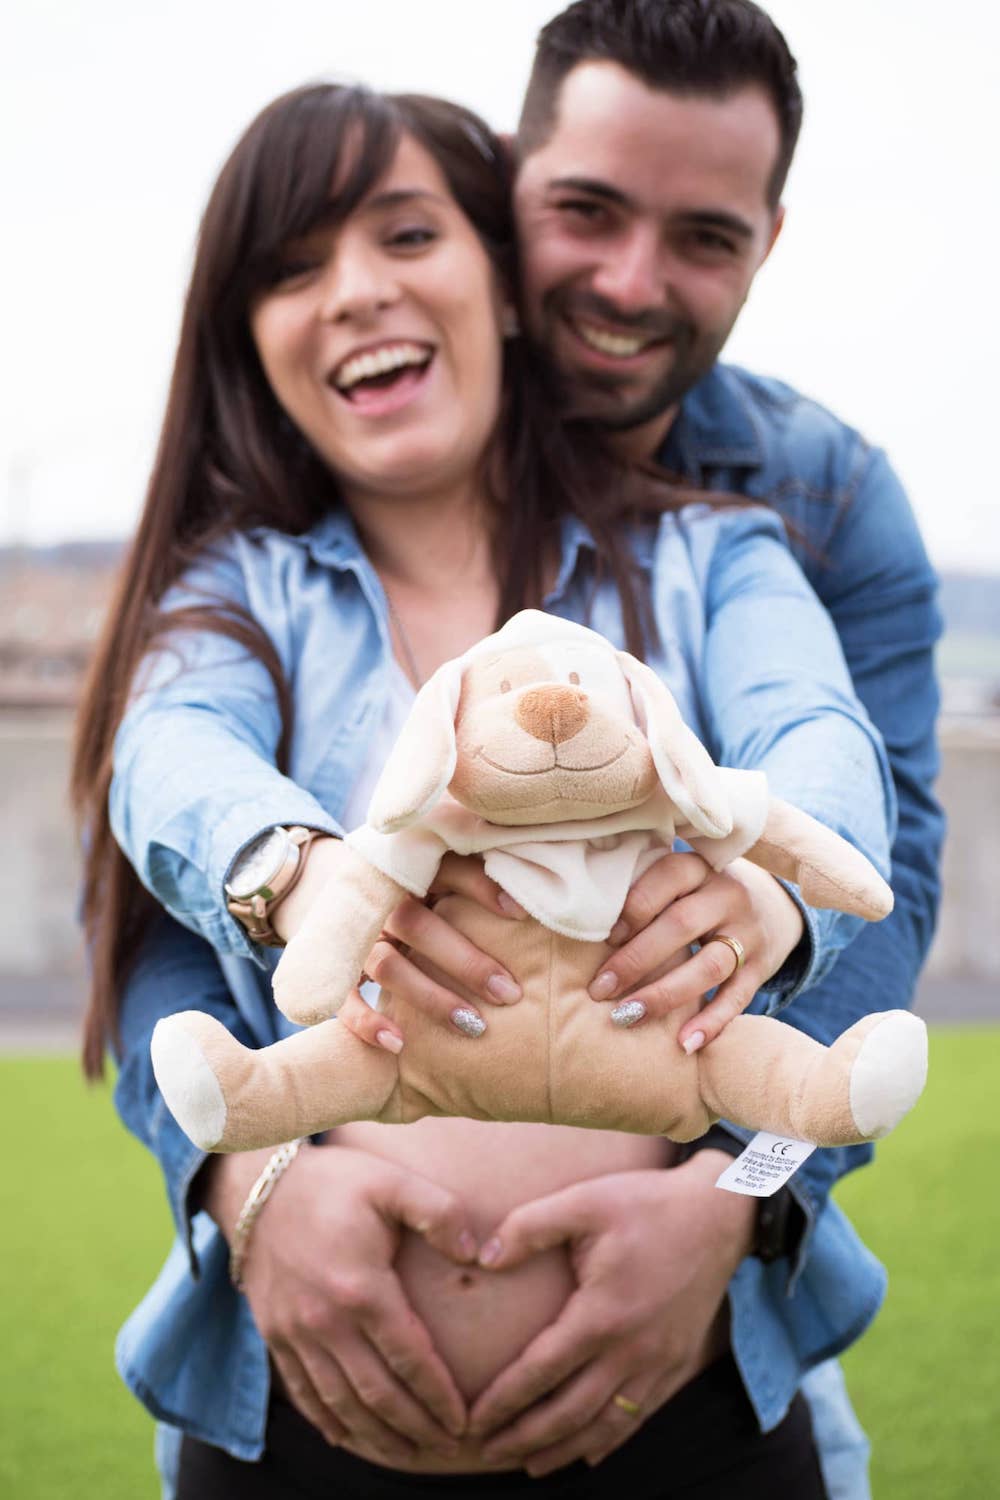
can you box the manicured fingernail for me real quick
[610,999,646,1028]
[590,971,618,1001]
[458,1230,478,1260]
[451,1007,486,1038]
[479,1237,502,1266]
[376,1029,404,1054]
[497,892,527,918]
[682,1029,706,1055]
[609,920,630,945]
[487,973,521,1004]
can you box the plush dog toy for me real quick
[152,611,927,1154]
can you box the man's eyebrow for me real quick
[547,176,634,209]
[680,209,755,240]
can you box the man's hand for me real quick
[467,1154,756,1477]
[589,854,805,1051]
[201,1144,476,1459]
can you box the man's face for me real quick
[514,62,784,448]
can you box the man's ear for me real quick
[617,652,733,838]
[760,203,785,268]
[366,657,464,832]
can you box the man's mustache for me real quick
[557,291,690,342]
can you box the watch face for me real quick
[226,827,291,900]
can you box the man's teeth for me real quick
[575,322,651,358]
[335,343,430,390]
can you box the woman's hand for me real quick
[337,853,528,1052]
[587,853,805,1051]
[200,1144,476,1457]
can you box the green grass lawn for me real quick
[1,1027,997,1498]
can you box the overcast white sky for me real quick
[4,0,998,569]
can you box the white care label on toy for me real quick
[715,1132,817,1197]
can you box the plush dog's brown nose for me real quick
[515,686,589,744]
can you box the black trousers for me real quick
[177,1354,828,1499]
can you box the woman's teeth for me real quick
[334,342,431,391]
[575,322,651,358]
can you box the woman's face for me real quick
[250,133,507,507]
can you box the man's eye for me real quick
[555,199,608,227]
[688,230,738,258]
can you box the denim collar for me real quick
[660,364,765,480]
[256,508,602,600]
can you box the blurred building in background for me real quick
[3,543,999,1032]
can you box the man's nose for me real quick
[516,686,589,744]
[589,228,663,314]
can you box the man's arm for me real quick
[113,912,474,1452]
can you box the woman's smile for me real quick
[329,338,436,418]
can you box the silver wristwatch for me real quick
[224,825,326,946]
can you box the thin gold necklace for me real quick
[383,589,424,689]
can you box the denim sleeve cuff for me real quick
[681,1121,819,1293]
[756,879,821,1010]
[209,801,344,961]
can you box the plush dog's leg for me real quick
[695,1010,927,1146]
[151,1009,402,1152]
[272,847,408,1026]
[741,797,893,921]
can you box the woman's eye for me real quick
[387,225,437,250]
[266,255,320,288]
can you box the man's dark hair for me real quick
[519,0,803,207]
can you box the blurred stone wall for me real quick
[3,710,998,982]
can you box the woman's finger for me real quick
[591,871,749,1001]
[676,972,760,1052]
[336,988,405,1054]
[609,852,713,945]
[382,897,522,1006]
[363,938,491,1037]
[605,937,760,1031]
[429,852,527,919]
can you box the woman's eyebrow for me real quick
[365,188,447,211]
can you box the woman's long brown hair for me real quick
[72,84,706,1077]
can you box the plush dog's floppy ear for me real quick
[617,652,733,838]
[366,657,465,832]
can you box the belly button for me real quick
[458,1271,476,1289]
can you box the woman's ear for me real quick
[367,657,465,832]
[617,652,733,838]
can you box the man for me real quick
[117,4,941,1496]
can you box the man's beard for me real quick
[545,292,728,433]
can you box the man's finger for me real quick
[381,1167,479,1266]
[525,1371,664,1477]
[480,1359,629,1466]
[295,1341,416,1462]
[361,1278,469,1440]
[334,1330,462,1453]
[477,1182,599,1270]
[271,1346,347,1450]
[468,1294,601,1436]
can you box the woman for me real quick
[74,84,891,1496]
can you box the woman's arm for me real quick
[109,542,341,960]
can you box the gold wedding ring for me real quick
[705,932,746,973]
[612,1392,642,1417]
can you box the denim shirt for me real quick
[110,467,901,1456]
[659,366,944,1219]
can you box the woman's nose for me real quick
[320,247,397,322]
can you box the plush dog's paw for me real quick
[151,1013,230,1151]
[847,1010,928,1139]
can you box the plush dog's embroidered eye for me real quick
[569,672,580,685]
[500,679,511,693]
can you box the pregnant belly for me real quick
[328,1116,675,1472]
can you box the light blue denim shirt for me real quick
[111,490,896,1458]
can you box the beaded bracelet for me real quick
[229,1138,304,1291]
